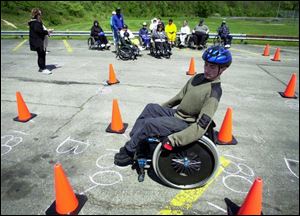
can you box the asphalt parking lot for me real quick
[1,39,299,215]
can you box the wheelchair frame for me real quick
[87,36,110,50]
[149,39,172,59]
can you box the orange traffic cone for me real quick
[186,57,196,75]
[262,44,270,56]
[13,91,37,122]
[46,163,87,215]
[215,107,238,145]
[271,48,281,61]
[279,73,298,99]
[237,177,263,215]
[106,64,120,85]
[106,99,128,134]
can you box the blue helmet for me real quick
[202,45,232,67]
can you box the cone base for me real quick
[45,193,87,215]
[262,54,269,56]
[13,113,37,123]
[279,92,297,99]
[214,131,238,145]
[105,123,128,134]
[106,79,120,85]
[271,59,280,61]
[224,198,240,215]
[186,72,196,76]
[224,198,263,215]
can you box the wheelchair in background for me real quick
[87,36,110,50]
[149,39,172,59]
[132,121,219,189]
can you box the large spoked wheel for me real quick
[118,47,133,60]
[152,136,219,189]
[88,37,95,50]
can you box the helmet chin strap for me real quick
[207,65,222,80]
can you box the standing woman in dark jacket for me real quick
[28,8,51,74]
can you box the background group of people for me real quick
[90,7,233,52]
[29,7,233,73]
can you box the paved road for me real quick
[1,39,299,215]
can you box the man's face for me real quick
[204,62,220,80]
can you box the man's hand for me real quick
[162,138,173,151]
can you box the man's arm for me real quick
[161,77,192,108]
[168,94,220,147]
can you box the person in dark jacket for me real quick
[112,7,125,50]
[90,20,110,49]
[217,20,232,48]
[28,8,51,74]
[114,45,232,166]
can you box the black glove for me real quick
[161,138,173,151]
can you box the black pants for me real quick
[36,47,46,70]
[194,32,209,46]
[125,103,189,153]
[155,41,169,52]
[94,35,109,44]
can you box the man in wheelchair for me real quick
[150,23,172,58]
[189,19,209,50]
[90,20,110,50]
[117,24,141,60]
[217,20,232,48]
[114,45,232,170]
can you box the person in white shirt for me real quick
[119,24,142,51]
[179,20,191,47]
[149,18,158,33]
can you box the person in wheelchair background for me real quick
[90,20,110,50]
[151,23,172,58]
[165,19,177,48]
[119,24,142,53]
[114,45,232,167]
[217,20,232,48]
[177,20,191,48]
[189,19,209,50]
[139,22,151,50]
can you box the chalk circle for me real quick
[222,175,253,194]
[252,135,266,144]
[96,153,115,169]
[89,170,123,186]
[222,162,254,177]
[238,163,255,177]
[285,100,299,112]
[222,161,241,175]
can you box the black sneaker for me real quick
[114,147,134,167]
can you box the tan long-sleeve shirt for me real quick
[161,73,222,147]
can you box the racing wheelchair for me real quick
[131,121,219,189]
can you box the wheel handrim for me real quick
[153,136,219,189]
